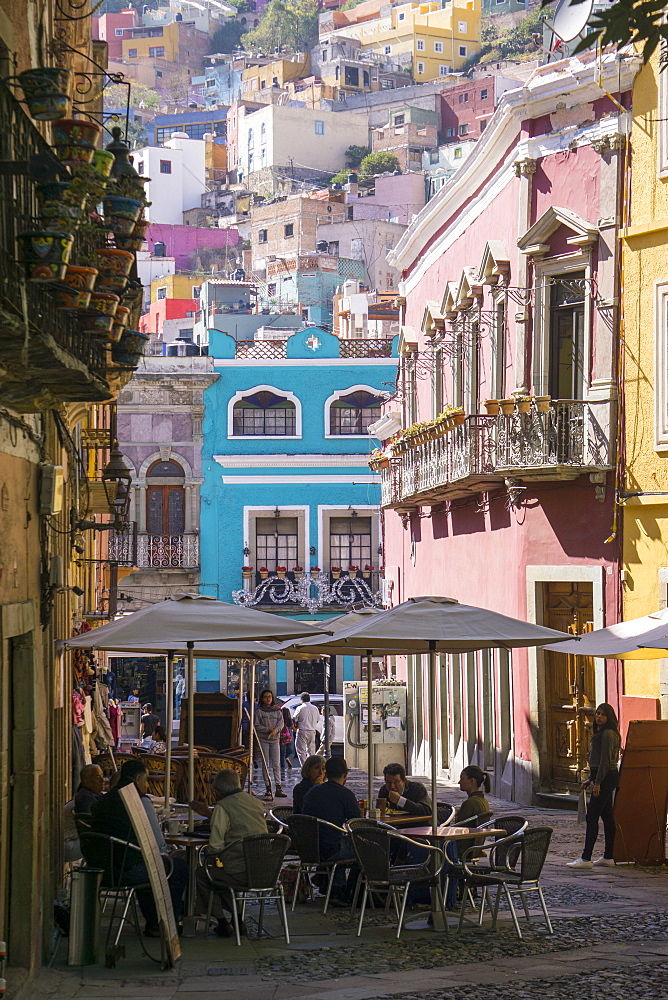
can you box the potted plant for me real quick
[484,399,500,415]
[91,149,116,179]
[331,566,342,579]
[292,565,303,574]
[103,195,144,235]
[514,394,532,414]
[535,395,551,412]
[116,219,150,253]
[276,565,287,579]
[53,118,101,168]
[242,565,254,578]
[36,180,86,232]
[111,328,149,367]
[108,304,131,342]
[17,230,74,281]
[310,566,321,576]
[17,67,71,121]
[499,398,515,415]
[259,567,269,580]
[364,564,374,575]
[348,565,359,577]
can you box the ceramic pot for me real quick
[113,305,130,328]
[17,231,73,281]
[53,118,101,167]
[453,412,465,426]
[103,196,143,234]
[535,396,551,413]
[54,284,90,310]
[111,328,149,366]
[483,399,500,415]
[94,248,134,276]
[89,290,119,317]
[91,149,115,178]
[62,265,98,292]
[40,200,83,231]
[108,321,125,343]
[115,219,149,251]
[18,68,71,121]
[515,398,531,414]
[95,274,128,296]
[499,399,515,415]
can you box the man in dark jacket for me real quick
[90,758,188,936]
[303,756,360,905]
[376,762,431,818]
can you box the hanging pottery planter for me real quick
[484,399,500,415]
[116,218,150,252]
[62,265,98,292]
[111,328,149,366]
[103,195,143,234]
[452,412,466,426]
[53,118,101,167]
[94,248,134,276]
[94,274,128,296]
[91,149,115,178]
[515,396,532,414]
[499,398,515,415]
[83,291,119,334]
[17,231,73,281]
[40,200,83,232]
[17,67,71,121]
[55,266,98,310]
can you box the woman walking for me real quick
[255,688,287,799]
[567,703,621,869]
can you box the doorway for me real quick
[542,581,595,789]
[293,657,336,694]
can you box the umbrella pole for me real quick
[237,661,245,746]
[428,640,438,834]
[187,641,195,833]
[366,649,373,813]
[324,656,331,759]
[164,650,175,815]
[248,659,256,794]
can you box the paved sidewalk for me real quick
[11,769,668,1000]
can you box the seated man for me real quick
[74,764,105,815]
[195,769,268,938]
[302,756,360,905]
[90,758,188,937]
[376,763,431,820]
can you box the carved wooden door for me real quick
[543,582,595,788]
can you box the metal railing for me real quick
[136,532,200,568]
[339,338,394,358]
[235,340,287,359]
[0,81,107,382]
[380,401,611,507]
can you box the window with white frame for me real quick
[432,343,443,417]
[255,516,298,569]
[233,390,296,435]
[314,119,325,135]
[398,10,405,19]
[439,64,449,76]
[491,294,506,400]
[385,44,392,54]
[329,516,372,568]
[458,45,467,57]
[655,279,668,449]
[548,271,586,399]
[157,286,167,299]
[659,46,668,177]
[417,61,425,73]
[329,390,382,435]
[434,40,443,52]
[458,20,467,31]
[417,38,425,50]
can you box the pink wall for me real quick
[139,297,198,335]
[146,224,239,271]
[93,10,137,60]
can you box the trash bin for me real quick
[68,867,102,966]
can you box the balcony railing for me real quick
[136,533,200,569]
[380,401,613,508]
[236,340,287,359]
[0,81,110,408]
[339,338,394,358]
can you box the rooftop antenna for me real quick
[550,0,594,43]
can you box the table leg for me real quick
[181,844,198,937]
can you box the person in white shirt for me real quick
[293,692,321,765]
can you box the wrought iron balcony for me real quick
[339,339,394,358]
[0,81,112,410]
[136,532,200,569]
[380,400,613,509]
[234,567,382,612]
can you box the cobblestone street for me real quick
[16,769,668,1000]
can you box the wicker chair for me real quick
[349,826,448,939]
[285,814,355,914]
[456,827,553,938]
[92,751,134,777]
[267,806,293,832]
[190,753,249,806]
[200,833,291,946]
[437,802,456,826]
[141,754,185,800]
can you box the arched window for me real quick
[330,390,382,435]
[233,390,296,436]
[146,460,185,535]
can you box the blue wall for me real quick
[197,325,398,693]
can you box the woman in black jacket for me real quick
[567,703,621,869]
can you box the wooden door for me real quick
[543,582,595,788]
[146,485,184,535]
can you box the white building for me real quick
[132,133,207,225]
[422,139,476,198]
[136,251,176,309]
[235,104,370,185]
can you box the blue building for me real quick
[152,108,228,145]
[198,325,398,695]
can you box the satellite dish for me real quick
[551,0,593,42]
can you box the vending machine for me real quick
[344,681,407,773]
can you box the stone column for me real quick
[513,157,537,394]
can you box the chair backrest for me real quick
[349,826,391,884]
[436,802,455,825]
[196,753,249,805]
[79,831,142,888]
[518,826,553,883]
[92,751,133,777]
[487,815,527,868]
[286,814,321,864]
[242,833,290,889]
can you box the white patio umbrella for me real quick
[541,607,668,659]
[287,596,571,831]
[65,595,328,821]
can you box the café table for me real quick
[383,822,507,931]
[164,831,209,937]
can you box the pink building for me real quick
[93,8,138,60]
[139,298,199,338]
[378,52,640,805]
[440,74,516,144]
[146,224,239,271]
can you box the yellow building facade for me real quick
[621,50,668,718]
[326,0,480,81]
[150,273,203,303]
